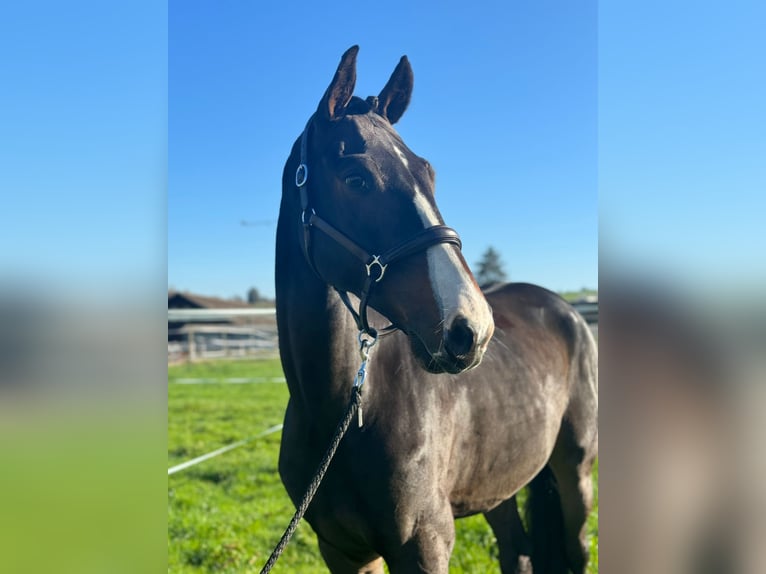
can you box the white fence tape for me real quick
[167,423,283,476]
[172,377,286,384]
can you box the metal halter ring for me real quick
[301,208,316,225]
[295,163,308,188]
[365,255,387,283]
[358,330,378,357]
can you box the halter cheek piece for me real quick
[295,116,463,337]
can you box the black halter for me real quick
[295,115,463,337]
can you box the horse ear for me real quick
[318,45,359,121]
[376,55,413,125]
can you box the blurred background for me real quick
[599,1,765,572]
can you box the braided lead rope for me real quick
[259,386,362,574]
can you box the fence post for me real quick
[188,328,196,363]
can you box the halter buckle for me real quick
[301,208,316,225]
[365,255,387,283]
[295,163,308,188]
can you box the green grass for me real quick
[558,288,598,302]
[169,359,598,573]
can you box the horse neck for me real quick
[275,160,361,420]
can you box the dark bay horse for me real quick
[275,46,598,574]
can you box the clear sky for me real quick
[1,2,167,297]
[168,1,597,300]
[599,0,765,291]
[3,2,760,303]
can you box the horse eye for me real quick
[344,175,367,190]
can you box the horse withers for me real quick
[275,46,598,574]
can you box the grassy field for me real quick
[558,288,598,302]
[168,359,598,573]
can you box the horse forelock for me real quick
[344,95,376,116]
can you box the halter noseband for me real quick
[295,115,463,337]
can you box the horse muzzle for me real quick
[411,311,494,375]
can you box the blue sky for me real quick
[599,0,765,289]
[169,1,597,299]
[2,2,761,302]
[1,2,166,296]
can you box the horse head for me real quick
[287,46,494,374]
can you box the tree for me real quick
[475,246,508,287]
[247,287,261,304]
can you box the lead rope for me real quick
[259,332,377,574]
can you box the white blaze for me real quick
[392,145,409,169]
[412,186,491,342]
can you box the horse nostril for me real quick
[444,316,476,360]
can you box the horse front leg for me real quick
[384,503,455,574]
[317,536,385,574]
